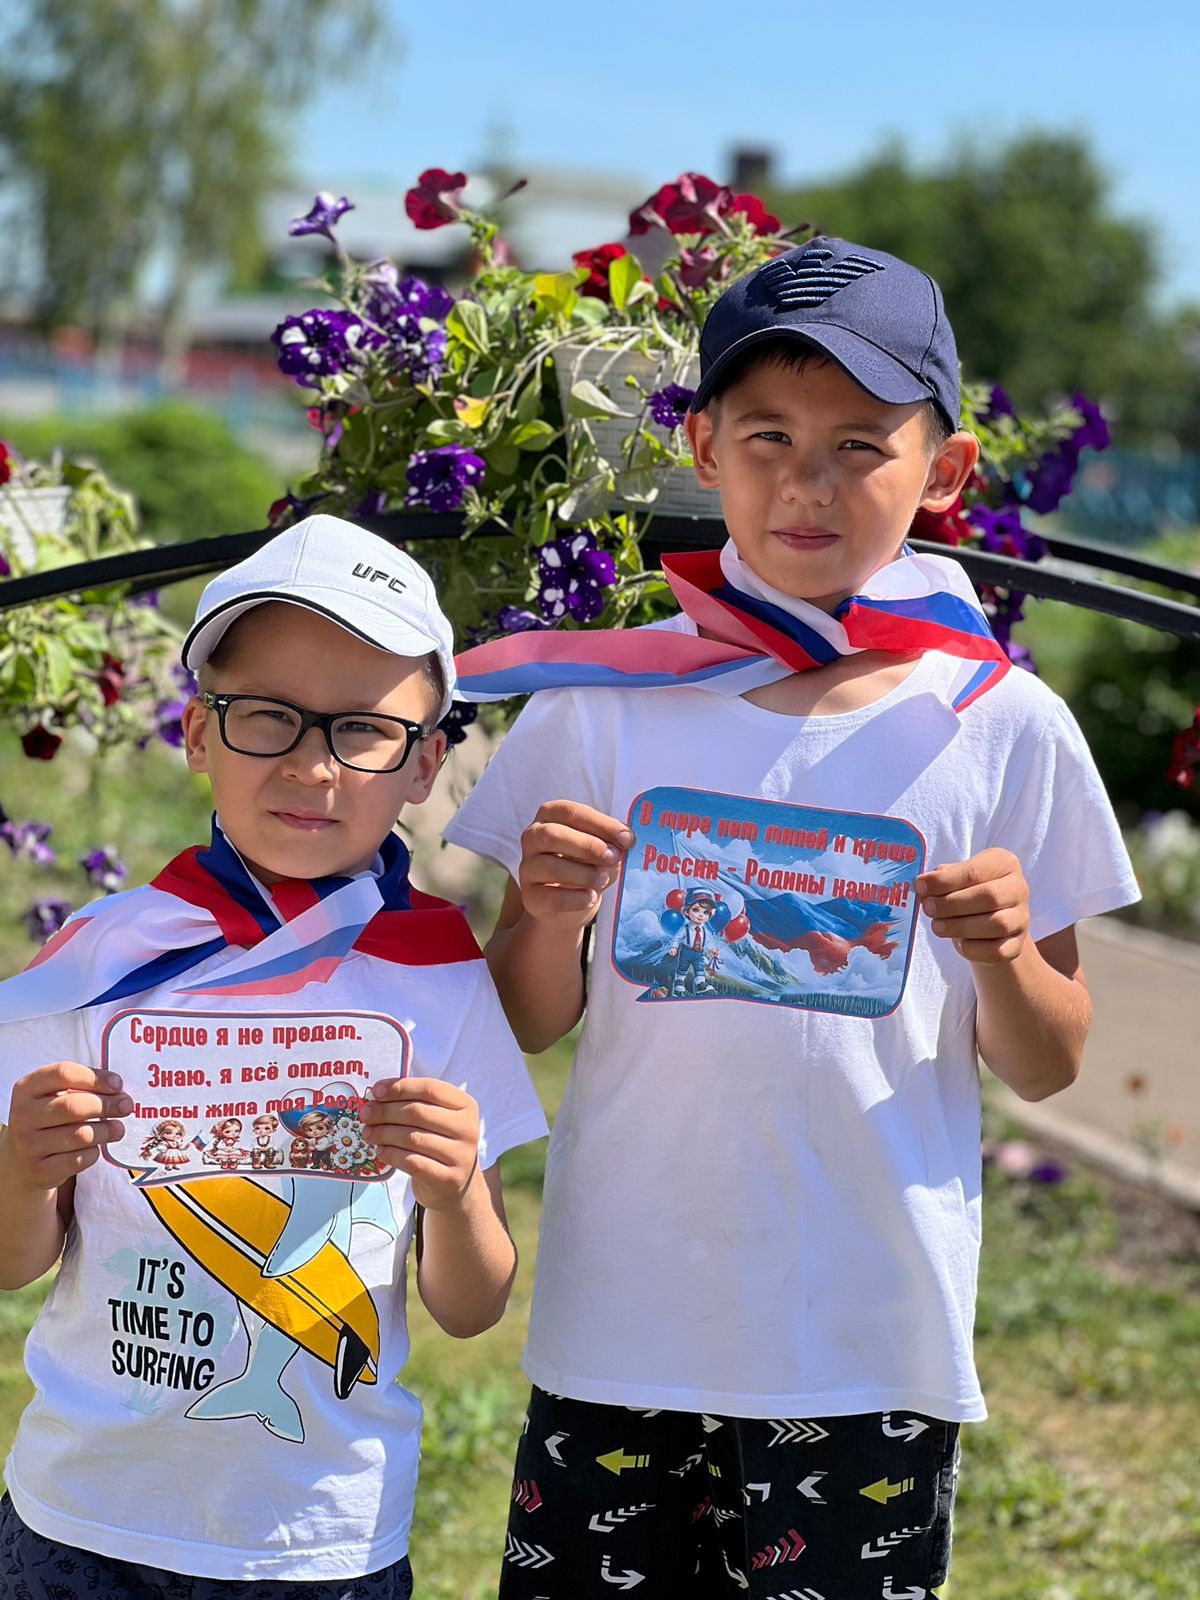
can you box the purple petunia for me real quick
[647,384,696,430]
[438,700,479,748]
[388,316,448,386]
[1067,392,1110,454]
[1025,393,1110,514]
[497,605,553,634]
[271,309,367,388]
[1,819,55,866]
[23,897,73,943]
[405,446,486,512]
[363,263,455,327]
[81,847,127,894]
[537,531,617,624]
[981,385,1016,424]
[967,506,1047,564]
[289,192,355,241]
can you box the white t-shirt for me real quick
[0,928,547,1580]
[445,642,1139,1422]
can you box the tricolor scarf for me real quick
[455,542,1010,715]
[0,820,481,1026]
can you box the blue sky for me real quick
[299,0,1198,307]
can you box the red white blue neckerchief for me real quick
[454,542,1009,715]
[0,819,481,1025]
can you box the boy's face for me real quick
[182,603,447,884]
[684,356,978,612]
[686,901,715,925]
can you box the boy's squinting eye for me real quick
[840,438,881,453]
[750,430,790,444]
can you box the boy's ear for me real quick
[920,431,980,513]
[684,410,721,490]
[181,695,210,774]
[404,727,449,806]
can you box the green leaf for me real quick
[613,467,663,505]
[568,380,629,421]
[423,419,471,443]
[608,251,643,313]
[486,443,520,476]
[571,296,608,327]
[446,300,490,355]
[42,637,76,699]
[558,473,613,522]
[509,420,557,451]
[513,376,544,424]
[534,271,580,318]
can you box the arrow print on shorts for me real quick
[882,1581,927,1599]
[861,1528,923,1560]
[751,1529,806,1570]
[588,1504,656,1534]
[701,1413,723,1432]
[742,1482,772,1503]
[713,1506,742,1525]
[596,1448,651,1476]
[670,1451,704,1476]
[880,1414,929,1443]
[544,1430,569,1466]
[796,1471,827,1503]
[722,1545,750,1590]
[504,1534,553,1569]
[763,1590,825,1600]
[860,1476,914,1505]
[768,1419,829,1447]
[600,1553,644,1589]
[512,1479,542,1512]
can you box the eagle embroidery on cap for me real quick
[757,245,883,310]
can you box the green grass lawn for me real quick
[2,737,1198,1596]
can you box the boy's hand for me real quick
[518,800,634,930]
[2,1063,133,1192]
[917,849,1030,964]
[362,1078,481,1211]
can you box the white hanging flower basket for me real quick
[554,341,717,519]
[0,486,73,572]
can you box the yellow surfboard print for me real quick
[140,1176,380,1393]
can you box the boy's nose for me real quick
[779,454,835,507]
[281,725,337,782]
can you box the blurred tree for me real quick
[0,0,386,367]
[767,135,1200,447]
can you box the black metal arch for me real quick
[2,513,1198,641]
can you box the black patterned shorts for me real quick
[499,1387,960,1599]
[0,1496,414,1600]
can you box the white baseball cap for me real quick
[183,515,457,719]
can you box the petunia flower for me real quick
[1167,709,1200,789]
[966,506,1047,563]
[629,173,732,238]
[363,263,454,328]
[405,168,468,231]
[647,384,696,431]
[537,531,617,624]
[1,819,55,866]
[727,193,781,235]
[1024,445,1078,515]
[981,385,1016,424]
[81,846,127,894]
[438,700,479,748]
[271,309,366,388]
[572,243,629,301]
[288,192,355,241]
[21,724,63,761]
[94,653,125,707]
[0,439,11,485]
[496,606,552,634]
[404,446,486,512]
[23,897,74,943]
[676,245,726,289]
[910,494,973,547]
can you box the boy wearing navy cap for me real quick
[0,516,547,1598]
[447,239,1139,1596]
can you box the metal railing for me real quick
[2,513,1199,640]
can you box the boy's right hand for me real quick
[2,1064,132,1193]
[518,801,634,930]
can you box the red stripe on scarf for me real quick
[151,847,267,948]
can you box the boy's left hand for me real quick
[361,1078,480,1211]
[917,848,1030,965]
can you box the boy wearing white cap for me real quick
[0,516,547,1598]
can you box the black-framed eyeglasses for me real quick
[201,693,433,773]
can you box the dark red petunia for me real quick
[728,193,781,235]
[0,440,11,485]
[21,724,63,761]
[95,653,125,707]
[910,495,974,547]
[629,172,732,237]
[572,243,628,301]
[1167,709,1200,789]
[405,168,468,231]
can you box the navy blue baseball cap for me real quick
[690,236,960,429]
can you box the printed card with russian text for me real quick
[611,786,925,1017]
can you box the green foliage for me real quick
[768,134,1200,448]
[0,405,281,543]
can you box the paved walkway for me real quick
[997,918,1200,1207]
